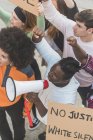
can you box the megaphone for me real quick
[5,77,49,102]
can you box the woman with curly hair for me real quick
[0,27,35,140]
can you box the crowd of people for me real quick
[0,0,93,140]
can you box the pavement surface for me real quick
[0,0,93,140]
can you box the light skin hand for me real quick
[41,0,49,2]
[64,0,75,8]
[37,2,44,16]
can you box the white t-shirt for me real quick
[42,0,93,87]
[35,38,79,125]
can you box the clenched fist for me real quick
[67,36,77,47]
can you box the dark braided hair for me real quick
[58,57,81,80]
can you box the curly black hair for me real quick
[0,27,35,69]
[58,57,81,80]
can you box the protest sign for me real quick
[46,102,93,140]
[10,0,39,16]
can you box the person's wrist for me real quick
[32,36,42,43]
[34,97,40,105]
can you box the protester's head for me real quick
[73,9,93,37]
[0,27,35,68]
[10,7,36,31]
[48,57,81,86]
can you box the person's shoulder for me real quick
[20,65,34,78]
[70,76,80,87]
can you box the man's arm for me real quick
[41,0,75,35]
[67,36,88,65]
[42,0,77,9]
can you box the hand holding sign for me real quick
[9,0,45,31]
[9,0,40,16]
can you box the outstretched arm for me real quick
[42,0,76,7]
[32,27,61,65]
[39,0,75,35]
[63,0,79,21]
[67,36,88,65]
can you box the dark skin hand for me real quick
[32,26,45,43]
[67,36,78,47]
[26,92,47,117]
[67,36,88,65]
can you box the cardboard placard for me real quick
[10,0,39,16]
[46,102,93,140]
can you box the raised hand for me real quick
[67,36,77,47]
[32,26,45,43]
[37,2,44,16]
[39,0,49,2]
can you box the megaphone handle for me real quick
[24,99,33,127]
